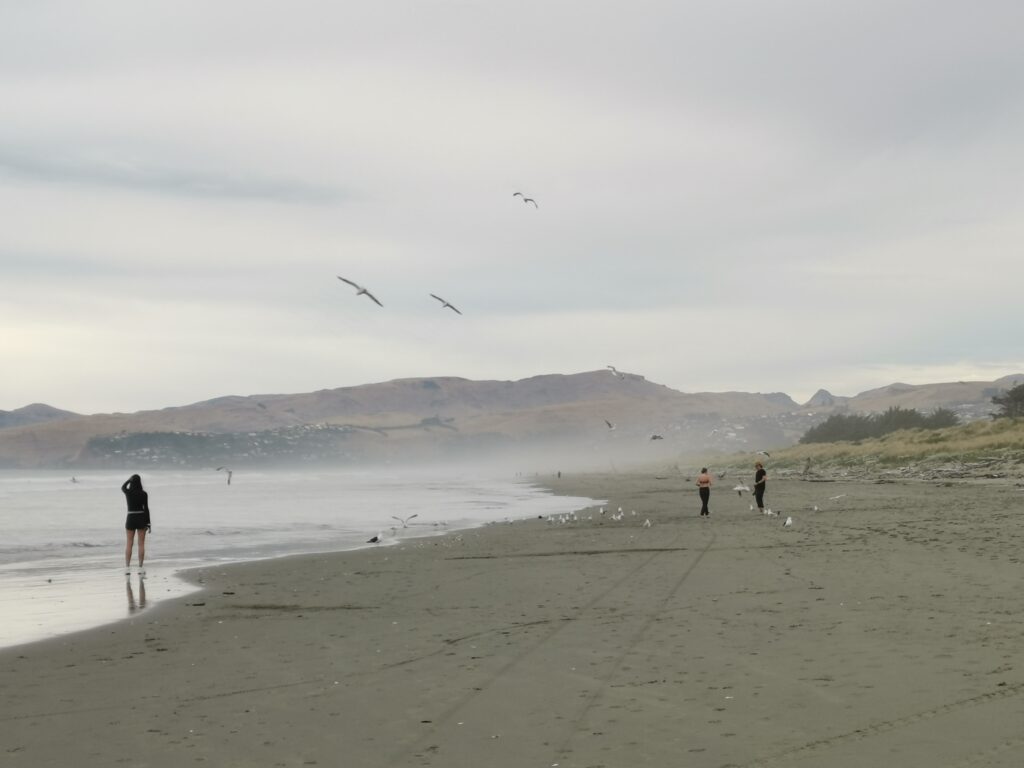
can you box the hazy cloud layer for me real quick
[2,1,1022,413]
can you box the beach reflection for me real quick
[125,574,147,614]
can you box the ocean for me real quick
[0,469,597,649]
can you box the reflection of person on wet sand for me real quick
[126,574,147,613]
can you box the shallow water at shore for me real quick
[0,469,596,648]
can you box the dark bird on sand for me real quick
[650,434,663,440]
[337,276,383,307]
[429,294,462,315]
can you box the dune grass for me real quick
[761,418,1024,469]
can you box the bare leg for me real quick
[137,528,147,568]
[125,529,135,569]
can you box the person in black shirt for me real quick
[753,461,767,514]
[121,474,151,573]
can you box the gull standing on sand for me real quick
[429,294,462,315]
[337,276,383,307]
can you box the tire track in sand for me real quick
[729,682,1024,767]
[383,525,714,767]
[551,529,717,765]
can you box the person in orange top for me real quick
[696,468,713,517]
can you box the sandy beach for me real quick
[3,473,1024,767]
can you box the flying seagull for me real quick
[337,276,383,307]
[733,481,751,497]
[512,191,538,208]
[605,419,616,430]
[215,467,233,485]
[607,365,620,377]
[391,513,419,528]
[757,450,771,458]
[429,294,462,315]
[650,434,664,441]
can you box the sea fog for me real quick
[0,468,598,649]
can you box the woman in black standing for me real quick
[696,467,713,517]
[753,461,767,514]
[121,474,151,573]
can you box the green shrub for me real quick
[800,406,959,444]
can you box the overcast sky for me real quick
[2,0,1023,414]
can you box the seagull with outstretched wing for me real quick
[337,276,383,307]
[429,294,462,315]
[513,191,538,208]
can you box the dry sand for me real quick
[3,474,1024,767]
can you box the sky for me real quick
[2,0,1023,415]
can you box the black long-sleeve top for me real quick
[121,481,150,513]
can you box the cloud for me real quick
[1,1,1023,413]
[0,146,347,204]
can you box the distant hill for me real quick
[837,375,1024,421]
[0,403,79,430]
[0,371,799,468]
[0,371,1019,469]
[803,389,848,408]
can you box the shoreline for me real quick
[0,473,595,651]
[4,473,1024,767]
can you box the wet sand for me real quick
[3,474,1024,767]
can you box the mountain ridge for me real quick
[0,371,1020,469]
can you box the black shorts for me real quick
[126,512,149,530]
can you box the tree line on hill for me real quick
[991,382,1024,419]
[799,406,959,444]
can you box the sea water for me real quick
[0,469,597,649]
